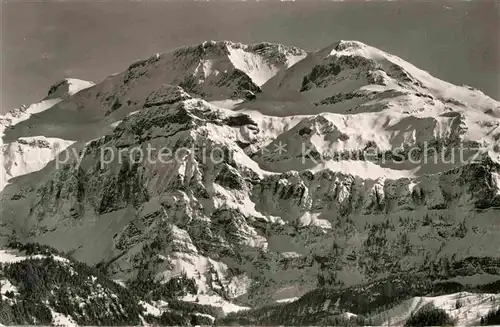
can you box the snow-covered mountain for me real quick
[0,78,95,191]
[1,40,499,326]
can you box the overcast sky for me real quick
[1,0,499,112]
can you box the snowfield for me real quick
[50,308,78,327]
[0,249,69,264]
[182,294,250,314]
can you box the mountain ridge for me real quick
[1,39,499,326]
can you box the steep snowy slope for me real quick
[251,108,500,174]
[0,78,94,133]
[0,39,499,323]
[0,79,95,191]
[0,99,61,133]
[1,136,75,190]
[246,40,500,178]
[45,78,95,101]
[259,40,499,116]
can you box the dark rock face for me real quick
[315,91,365,106]
[224,114,258,127]
[301,63,342,92]
[300,56,377,92]
[17,138,51,148]
[97,160,149,215]
[144,85,192,107]
[215,69,262,99]
[243,90,257,101]
[215,164,244,190]
[246,42,306,65]
[252,157,500,219]
[47,80,70,97]
[173,41,231,59]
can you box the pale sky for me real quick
[1,0,499,112]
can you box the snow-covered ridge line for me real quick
[1,78,94,130]
[0,99,62,135]
[45,78,95,100]
[123,40,308,96]
[0,249,69,264]
[0,78,93,192]
[326,40,499,111]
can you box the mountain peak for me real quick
[45,78,95,100]
[333,40,367,52]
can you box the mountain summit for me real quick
[1,40,499,326]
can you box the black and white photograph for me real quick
[0,0,499,325]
